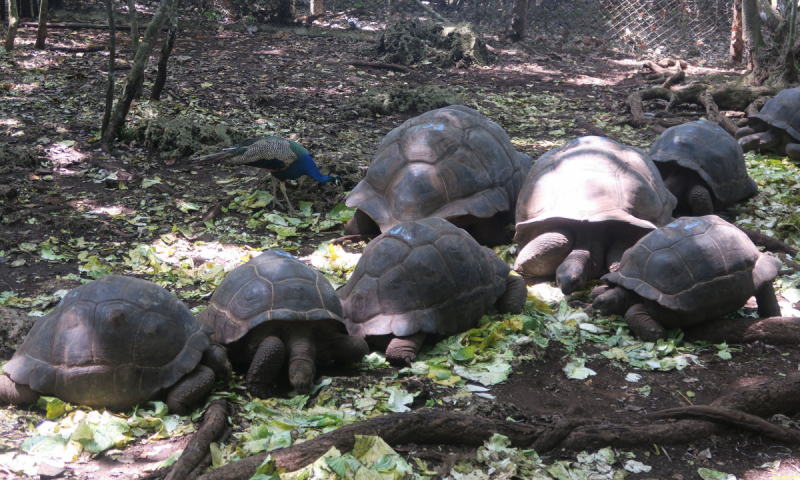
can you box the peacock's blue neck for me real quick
[273,153,336,183]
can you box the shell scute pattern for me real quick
[341,218,510,339]
[346,106,531,232]
[3,275,207,409]
[200,251,345,346]
[605,216,780,323]
[750,87,800,142]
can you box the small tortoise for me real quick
[198,251,368,396]
[592,215,782,342]
[736,86,800,160]
[514,136,677,294]
[650,121,757,215]
[344,105,532,246]
[0,276,231,414]
[339,217,527,365]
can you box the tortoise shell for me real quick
[649,121,757,210]
[515,136,676,245]
[749,86,800,143]
[340,217,510,338]
[602,215,781,326]
[345,105,532,232]
[3,275,209,410]
[198,250,345,345]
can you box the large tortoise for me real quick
[344,105,532,246]
[649,120,757,215]
[339,217,527,365]
[592,215,782,342]
[514,136,677,295]
[198,251,368,396]
[0,276,231,414]
[736,86,800,160]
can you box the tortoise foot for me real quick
[316,331,370,364]
[687,184,714,216]
[167,365,216,415]
[246,336,286,398]
[385,333,426,366]
[624,304,667,342]
[755,282,781,318]
[785,143,800,161]
[496,275,527,314]
[0,376,40,405]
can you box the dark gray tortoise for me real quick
[198,251,368,396]
[344,105,532,246]
[339,217,527,366]
[0,276,231,414]
[650,120,757,215]
[736,86,800,160]
[514,136,677,295]
[592,215,782,342]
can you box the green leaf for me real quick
[37,396,67,419]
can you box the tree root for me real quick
[684,317,800,345]
[164,400,228,480]
[649,406,800,444]
[347,61,413,74]
[736,226,798,256]
[198,372,800,480]
[574,116,615,141]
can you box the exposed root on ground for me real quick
[685,317,800,345]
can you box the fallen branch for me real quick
[347,61,413,74]
[697,89,738,135]
[684,317,800,345]
[736,226,798,256]
[660,69,685,89]
[575,116,615,141]
[165,400,227,480]
[649,405,800,444]
[20,21,157,30]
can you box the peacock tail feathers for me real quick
[222,136,299,166]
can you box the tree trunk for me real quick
[506,0,528,42]
[101,0,116,136]
[743,0,765,70]
[782,0,798,83]
[35,0,49,49]
[128,0,139,54]
[101,0,179,148]
[310,0,323,15]
[4,0,19,51]
[731,0,743,62]
[151,1,178,100]
[276,0,295,23]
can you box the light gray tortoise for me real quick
[339,217,527,366]
[344,105,532,246]
[514,136,677,295]
[650,120,757,215]
[0,276,231,414]
[736,86,800,160]
[198,251,369,396]
[592,215,782,342]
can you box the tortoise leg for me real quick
[343,209,381,237]
[755,282,782,318]
[201,343,233,382]
[785,143,800,160]
[246,336,286,398]
[593,286,639,316]
[605,239,632,273]
[166,365,216,415]
[385,332,427,366]
[495,275,527,314]
[315,329,370,364]
[513,228,574,281]
[662,171,686,201]
[624,304,667,342]
[0,376,40,405]
[555,230,604,294]
[734,126,756,140]
[285,327,316,394]
[687,184,714,216]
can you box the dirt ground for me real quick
[1,5,800,480]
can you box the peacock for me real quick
[191,136,341,214]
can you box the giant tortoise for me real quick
[0,275,231,414]
[344,105,532,246]
[514,136,677,294]
[198,251,368,396]
[592,215,782,341]
[649,120,757,215]
[736,86,800,160]
[339,217,527,365]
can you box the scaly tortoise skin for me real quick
[592,215,782,341]
[339,217,527,365]
[514,136,677,295]
[0,276,231,414]
[198,251,368,396]
[736,86,800,160]
[344,105,532,246]
[650,120,757,215]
